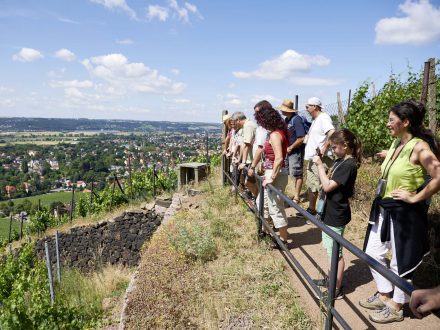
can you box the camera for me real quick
[375,178,387,197]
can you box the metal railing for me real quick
[221,158,417,330]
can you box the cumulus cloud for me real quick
[250,95,279,104]
[290,77,343,86]
[375,0,440,45]
[90,0,137,19]
[147,5,169,21]
[82,53,185,94]
[54,48,76,62]
[147,0,202,22]
[49,80,94,88]
[233,49,330,80]
[116,38,134,45]
[170,68,180,75]
[12,47,44,62]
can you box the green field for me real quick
[1,191,86,208]
[0,217,22,240]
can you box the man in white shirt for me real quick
[303,97,335,219]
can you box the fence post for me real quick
[8,213,12,244]
[152,165,156,197]
[44,241,55,304]
[38,199,41,211]
[421,60,430,105]
[337,92,344,127]
[55,231,61,283]
[325,240,340,330]
[295,95,299,110]
[221,110,228,186]
[70,185,75,223]
[427,58,436,132]
[110,176,116,209]
[20,213,24,240]
[128,154,133,200]
[205,130,209,165]
[90,180,94,213]
[257,178,264,238]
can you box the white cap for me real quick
[307,97,323,108]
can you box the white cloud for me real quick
[54,48,76,62]
[289,77,343,86]
[147,5,169,21]
[82,53,186,94]
[90,0,137,19]
[375,0,440,45]
[174,98,191,103]
[49,80,94,88]
[116,38,134,45]
[12,47,44,62]
[250,95,279,104]
[57,17,80,24]
[233,49,330,80]
[147,0,202,23]
[0,86,15,93]
[170,68,180,75]
[64,87,84,99]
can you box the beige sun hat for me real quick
[277,99,297,113]
[222,114,231,123]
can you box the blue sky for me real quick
[0,0,439,123]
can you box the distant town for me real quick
[0,117,222,201]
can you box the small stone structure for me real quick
[34,209,163,271]
[177,162,209,189]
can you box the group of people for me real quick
[222,97,440,324]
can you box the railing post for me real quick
[257,177,264,238]
[234,165,238,202]
[221,110,228,185]
[325,239,340,330]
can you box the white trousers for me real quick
[365,213,410,304]
[257,169,288,229]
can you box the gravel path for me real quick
[283,206,440,329]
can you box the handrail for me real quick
[221,159,419,329]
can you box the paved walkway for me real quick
[282,207,440,330]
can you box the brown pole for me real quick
[420,60,431,105]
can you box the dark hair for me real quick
[254,100,272,112]
[391,100,440,157]
[330,128,362,166]
[254,107,288,137]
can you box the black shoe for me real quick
[321,287,344,305]
[297,208,316,221]
[313,277,329,287]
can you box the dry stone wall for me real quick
[34,210,163,271]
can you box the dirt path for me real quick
[282,206,440,330]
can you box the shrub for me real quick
[170,223,217,262]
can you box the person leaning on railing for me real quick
[360,100,440,324]
[254,106,289,245]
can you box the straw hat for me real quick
[277,99,297,113]
[222,114,231,123]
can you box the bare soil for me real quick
[283,204,440,329]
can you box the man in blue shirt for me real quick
[278,100,305,204]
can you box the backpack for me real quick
[299,115,311,134]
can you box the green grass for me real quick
[0,217,22,239]
[1,191,86,208]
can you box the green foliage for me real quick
[345,68,430,154]
[0,244,103,329]
[170,223,217,262]
[29,209,55,234]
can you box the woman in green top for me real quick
[359,100,440,324]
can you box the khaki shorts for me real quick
[306,156,333,193]
[322,225,345,258]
